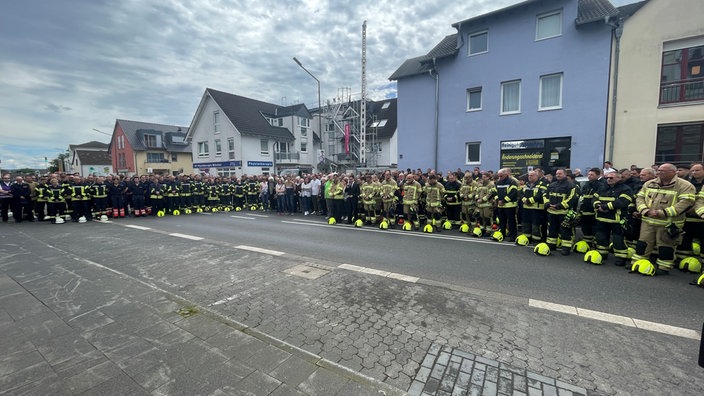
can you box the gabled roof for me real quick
[575,0,619,25]
[389,35,457,80]
[616,0,648,20]
[205,88,295,141]
[114,119,191,153]
[367,99,398,139]
[74,150,111,166]
[69,141,108,151]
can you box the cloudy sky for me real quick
[0,0,635,169]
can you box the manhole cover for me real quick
[284,264,330,279]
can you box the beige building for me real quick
[607,0,704,168]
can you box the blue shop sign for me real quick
[193,161,242,168]
[247,161,273,167]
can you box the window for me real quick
[381,101,390,109]
[214,111,220,133]
[539,73,563,110]
[501,80,521,114]
[278,118,283,126]
[144,134,158,148]
[467,87,482,111]
[147,152,165,163]
[260,139,269,155]
[297,117,310,127]
[536,11,562,41]
[301,127,307,137]
[197,141,209,157]
[465,142,481,164]
[214,139,222,156]
[468,31,488,56]
[301,142,308,152]
[171,153,177,161]
[655,123,704,163]
[227,138,235,160]
[660,44,704,104]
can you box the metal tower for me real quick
[360,20,367,165]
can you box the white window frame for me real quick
[144,134,158,148]
[197,141,209,157]
[214,139,222,156]
[467,87,482,111]
[539,73,563,111]
[214,111,220,134]
[536,10,562,41]
[260,139,269,155]
[465,142,481,165]
[227,137,235,160]
[500,80,521,115]
[468,30,488,56]
[301,142,308,153]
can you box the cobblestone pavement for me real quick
[2,222,703,395]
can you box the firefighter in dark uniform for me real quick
[180,175,193,211]
[520,170,547,244]
[677,163,704,259]
[579,168,604,247]
[34,176,49,221]
[545,168,578,255]
[46,177,68,222]
[90,176,109,218]
[70,175,92,222]
[149,177,165,215]
[494,168,518,242]
[205,177,221,210]
[191,174,205,210]
[245,176,260,209]
[128,176,149,216]
[593,170,633,265]
[233,177,245,210]
[443,172,461,227]
[108,177,127,218]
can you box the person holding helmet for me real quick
[546,168,578,255]
[593,170,633,266]
[474,172,496,236]
[494,168,518,242]
[632,163,695,275]
[520,170,547,244]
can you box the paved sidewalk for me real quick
[0,239,402,395]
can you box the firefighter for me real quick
[579,168,604,247]
[676,163,704,259]
[380,171,398,228]
[192,174,205,210]
[459,173,476,226]
[180,175,193,211]
[632,163,695,275]
[245,175,260,209]
[520,170,547,244]
[205,177,221,210]
[149,177,165,216]
[128,176,149,216]
[545,168,578,255]
[360,175,376,224]
[232,177,245,210]
[219,176,232,210]
[443,172,462,227]
[402,173,423,230]
[69,175,92,222]
[90,176,109,219]
[34,175,49,221]
[329,174,346,222]
[45,177,68,223]
[474,172,496,236]
[494,168,518,242]
[424,174,446,232]
[593,170,633,265]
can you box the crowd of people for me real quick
[2,160,703,286]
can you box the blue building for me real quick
[390,0,619,175]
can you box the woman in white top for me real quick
[300,176,313,215]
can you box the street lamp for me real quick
[293,57,322,164]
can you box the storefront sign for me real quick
[193,161,242,169]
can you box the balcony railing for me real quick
[145,159,170,164]
[660,78,704,104]
[274,152,300,162]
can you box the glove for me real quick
[666,223,680,238]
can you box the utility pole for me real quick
[360,20,367,166]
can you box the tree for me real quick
[49,151,70,173]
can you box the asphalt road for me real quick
[118,211,703,330]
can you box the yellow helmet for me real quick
[211,207,218,212]
[224,207,231,212]
[583,250,603,265]
[678,257,702,273]
[379,220,388,229]
[157,210,165,217]
[573,240,590,254]
[328,217,337,225]
[250,205,258,211]
[491,230,504,242]
[534,243,551,256]
[692,241,701,256]
[402,222,413,231]
[354,219,364,227]
[472,227,483,237]
[515,234,530,246]
[173,209,180,216]
[631,259,656,276]
[442,221,452,230]
[235,206,242,212]
[423,224,434,233]
[459,224,470,233]
[196,207,203,213]
[185,208,192,214]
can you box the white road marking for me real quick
[125,225,151,230]
[230,216,256,220]
[338,264,419,283]
[246,213,270,218]
[235,245,285,256]
[169,233,204,241]
[529,299,700,339]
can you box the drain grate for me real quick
[284,264,330,280]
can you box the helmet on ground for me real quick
[402,222,413,231]
[679,257,702,273]
[157,210,165,217]
[573,240,590,254]
[379,220,388,229]
[78,216,87,223]
[442,221,452,230]
[627,247,635,259]
[692,241,701,256]
[235,206,242,212]
[583,250,603,265]
[173,209,180,216]
[328,217,337,225]
[631,259,656,276]
[534,243,551,256]
[459,223,470,233]
[472,227,483,237]
[222,206,229,212]
[100,215,108,222]
[55,217,65,224]
[423,224,434,233]
[491,223,499,230]
[250,205,257,211]
[196,207,203,213]
[211,207,218,212]
[354,219,364,227]
[184,208,192,214]
[515,234,530,246]
[397,218,404,225]
[491,230,504,242]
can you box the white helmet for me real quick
[78,216,87,223]
[55,217,65,224]
[100,215,108,222]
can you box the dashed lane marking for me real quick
[235,245,285,256]
[529,298,700,340]
[230,216,256,220]
[169,233,204,241]
[124,225,151,230]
